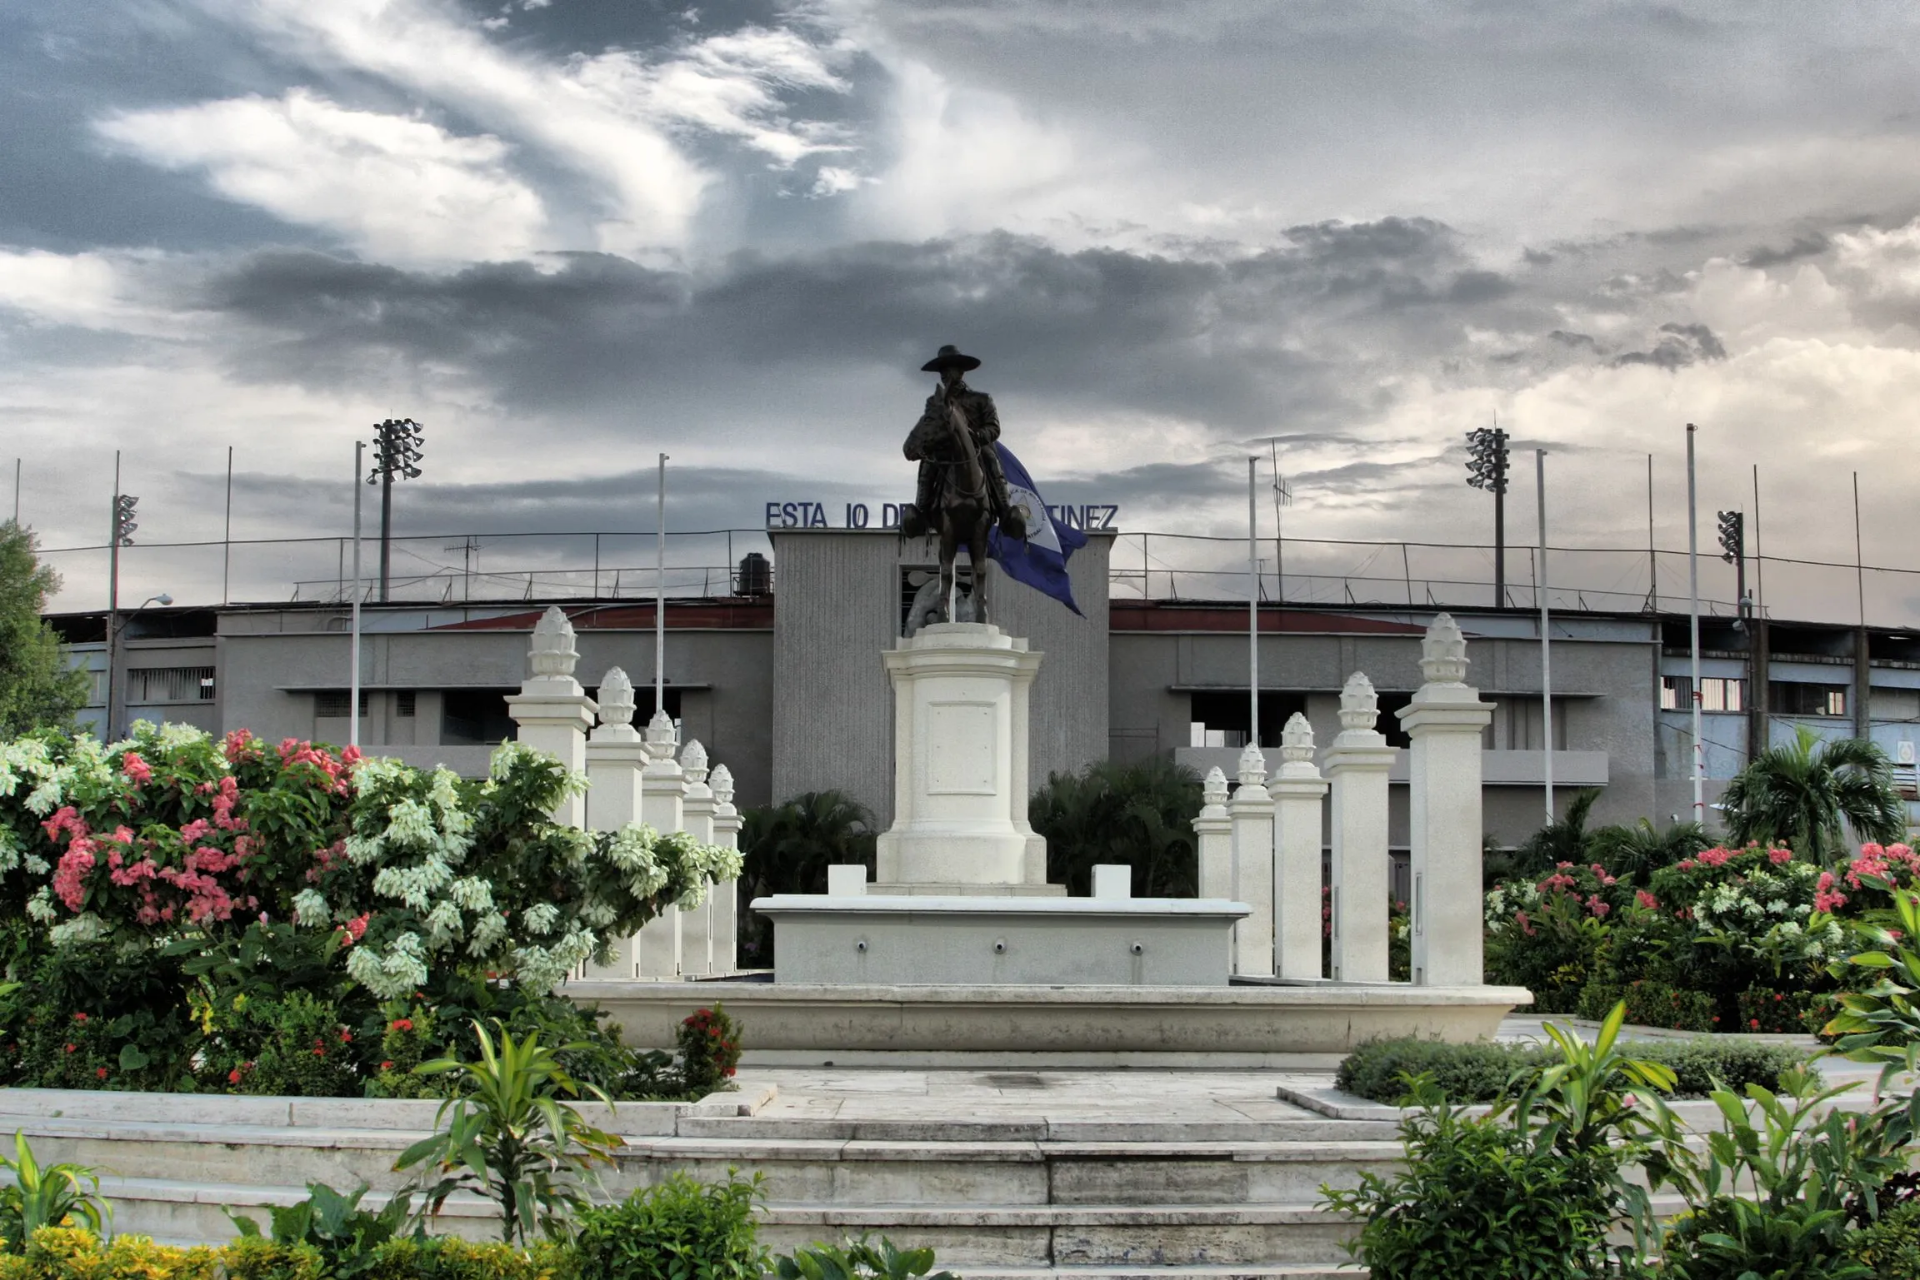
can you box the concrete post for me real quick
[1397,614,1494,986]
[503,606,595,828]
[1325,672,1396,982]
[710,764,742,973]
[1193,767,1233,900]
[1228,744,1274,977]
[677,741,718,978]
[582,667,646,980]
[635,709,685,979]
[1271,712,1330,980]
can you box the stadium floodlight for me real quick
[367,418,425,602]
[1718,509,1748,628]
[1466,424,1511,606]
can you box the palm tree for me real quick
[1718,726,1907,865]
[1031,757,1203,897]
[735,790,877,966]
[1589,817,1710,882]
[1509,788,1603,877]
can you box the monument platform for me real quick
[567,978,1530,1056]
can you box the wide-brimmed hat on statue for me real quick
[921,344,982,373]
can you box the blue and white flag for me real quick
[989,443,1087,617]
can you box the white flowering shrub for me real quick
[0,725,737,999]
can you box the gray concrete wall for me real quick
[771,530,1112,824]
[218,608,776,806]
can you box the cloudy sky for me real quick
[7,1,1920,621]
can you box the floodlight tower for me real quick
[105,458,138,739]
[368,418,424,603]
[1466,424,1511,607]
[1717,509,1747,623]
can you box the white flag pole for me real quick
[656,453,668,732]
[350,440,364,750]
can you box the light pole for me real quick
[106,594,173,738]
[368,418,424,602]
[104,453,138,740]
[1467,423,1511,607]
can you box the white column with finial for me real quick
[504,607,595,828]
[677,741,718,978]
[1192,767,1233,900]
[1271,712,1330,980]
[709,764,741,974]
[1228,744,1274,976]
[581,667,647,979]
[1397,614,1494,986]
[634,710,686,979]
[1325,672,1396,982]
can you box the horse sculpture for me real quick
[904,392,1024,629]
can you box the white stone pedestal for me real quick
[1326,674,1395,983]
[1397,615,1494,987]
[1271,713,1329,981]
[874,623,1048,888]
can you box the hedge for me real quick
[1335,1035,1815,1105]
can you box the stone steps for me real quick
[0,1085,1390,1272]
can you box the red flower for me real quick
[63,1043,76,1054]
[312,1048,326,1058]
[72,1012,87,1022]
[390,1018,414,1033]
[96,1067,108,1080]
[1751,1019,1761,1029]
[339,1029,352,1043]
[380,1060,395,1071]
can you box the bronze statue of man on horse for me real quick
[900,345,1028,628]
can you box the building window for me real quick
[441,690,516,745]
[1664,676,1745,712]
[1770,683,1849,717]
[127,666,216,703]
[1188,690,1309,751]
[314,691,370,718]
[396,691,417,717]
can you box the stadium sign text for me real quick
[764,501,1120,532]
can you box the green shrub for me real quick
[1336,1038,1537,1105]
[227,1181,414,1279]
[1849,1198,1920,1279]
[1619,979,1716,1033]
[574,1173,764,1280]
[14,1228,222,1280]
[1336,1036,1813,1105]
[1320,1081,1639,1278]
[363,1237,578,1280]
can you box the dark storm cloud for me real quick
[194,217,1548,439]
[1742,234,1832,269]
[1611,322,1729,371]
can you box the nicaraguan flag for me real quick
[988,443,1087,617]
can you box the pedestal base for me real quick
[754,895,1248,986]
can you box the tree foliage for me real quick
[0,523,88,739]
[1031,757,1202,897]
[1721,727,1906,866]
[735,790,877,966]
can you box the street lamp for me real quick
[368,418,424,602]
[1466,424,1511,607]
[105,594,173,739]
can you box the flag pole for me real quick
[1537,449,1553,821]
[222,446,234,606]
[351,441,364,750]
[656,453,668,733]
[1686,424,1704,823]
[1248,457,1259,751]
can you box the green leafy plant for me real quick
[773,1236,958,1280]
[1031,757,1202,897]
[574,1172,765,1280]
[394,1019,624,1245]
[1640,1067,1902,1280]
[1825,872,1920,1092]
[0,1132,107,1252]
[227,1182,416,1279]
[1320,1076,1642,1278]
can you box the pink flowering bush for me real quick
[0,721,742,1095]
[1487,841,1891,1031]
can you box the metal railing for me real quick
[31,524,1920,627]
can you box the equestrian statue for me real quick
[900,345,1026,628]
